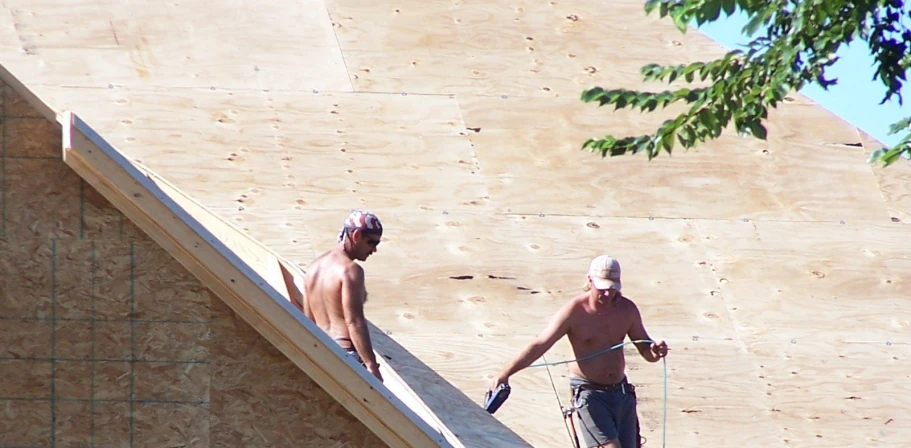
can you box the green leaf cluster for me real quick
[581,0,911,167]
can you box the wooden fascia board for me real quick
[60,110,453,448]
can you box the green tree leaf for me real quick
[579,0,910,172]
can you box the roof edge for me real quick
[60,109,457,448]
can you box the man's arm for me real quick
[340,264,380,370]
[493,300,574,384]
[626,301,666,363]
[302,290,314,321]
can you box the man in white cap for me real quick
[303,210,385,381]
[490,255,668,447]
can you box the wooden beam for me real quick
[60,110,453,448]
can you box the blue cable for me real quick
[529,339,668,448]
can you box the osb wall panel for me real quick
[0,81,385,447]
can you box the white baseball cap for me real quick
[588,255,622,291]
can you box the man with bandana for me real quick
[303,210,385,381]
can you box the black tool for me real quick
[484,383,511,414]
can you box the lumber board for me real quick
[60,110,453,448]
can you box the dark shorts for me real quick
[570,376,640,448]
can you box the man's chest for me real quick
[569,311,630,346]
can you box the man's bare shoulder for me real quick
[560,293,589,315]
[341,259,364,281]
[305,250,331,273]
[615,295,643,324]
[315,250,363,282]
[616,295,640,311]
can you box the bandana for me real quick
[337,210,383,242]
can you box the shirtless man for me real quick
[303,210,384,382]
[490,255,668,448]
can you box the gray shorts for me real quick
[570,376,640,448]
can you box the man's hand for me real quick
[490,373,509,392]
[367,362,384,382]
[650,340,668,359]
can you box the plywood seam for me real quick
[227,207,892,224]
[420,210,889,224]
[89,239,97,444]
[855,125,897,222]
[322,4,356,93]
[0,316,212,323]
[44,82,498,97]
[1,81,6,238]
[0,356,209,364]
[128,239,136,446]
[50,238,58,446]
[453,95,488,193]
[2,396,211,405]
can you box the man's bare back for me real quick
[303,250,363,345]
[302,210,384,381]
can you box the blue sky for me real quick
[694,11,910,148]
